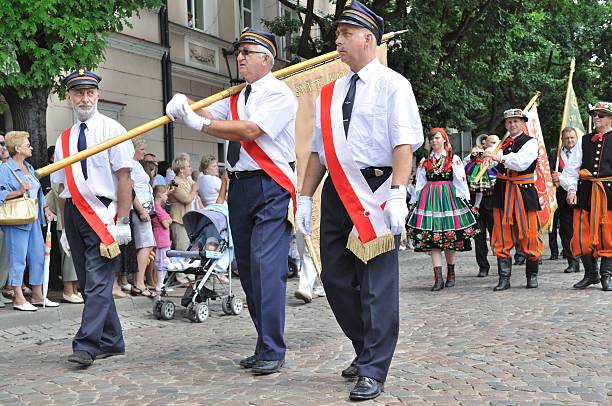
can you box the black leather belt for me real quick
[228,162,295,180]
[360,166,392,178]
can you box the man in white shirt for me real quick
[550,127,580,273]
[484,109,544,290]
[51,70,134,367]
[296,1,423,400]
[166,27,298,375]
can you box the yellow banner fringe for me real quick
[100,242,121,259]
[347,233,395,264]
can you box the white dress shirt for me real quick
[310,58,424,168]
[493,135,539,172]
[410,153,471,204]
[51,110,134,200]
[207,72,298,171]
[131,160,154,205]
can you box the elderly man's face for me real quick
[562,130,577,150]
[68,87,99,121]
[0,135,8,161]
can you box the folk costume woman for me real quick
[407,128,479,291]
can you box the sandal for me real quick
[130,286,156,298]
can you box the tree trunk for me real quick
[1,86,51,170]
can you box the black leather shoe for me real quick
[97,350,125,359]
[239,354,258,369]
[251,358,284,375]
[68,350,93,366]
[341,358,358,379]
[549,254,558,260]
[349,376,384,401]
[477,268,489,277]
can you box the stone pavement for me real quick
[0,247,611,405]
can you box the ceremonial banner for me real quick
[524,106,556,231]
[555,59,585,172]
[281,46,388,267]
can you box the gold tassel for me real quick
[286,205,296,234]
[100,242,121,259]
[346,233,395,264]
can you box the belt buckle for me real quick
[374,168,383,177]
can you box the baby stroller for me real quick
[153,204,243,323]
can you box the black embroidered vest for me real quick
[577,130,612,210]
[492,133,541,211]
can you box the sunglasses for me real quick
[0,142,5,147]
[592,112,611,119]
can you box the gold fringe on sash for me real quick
[287,205,296,234]
[347,233,395,264]
[100,242,121,259]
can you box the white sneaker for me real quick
[32,298,60,308]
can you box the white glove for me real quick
[60,230,71,257]
[384,186,408,236]
[295,196,313,236]
[165,93,188,121]
[113,222,132,245]
[179,101,206,131]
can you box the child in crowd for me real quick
[151,185,172,293]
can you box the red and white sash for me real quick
[60,128,120,259]
[320,81,394,263]
[229,94,297,225]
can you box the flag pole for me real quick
[555,58,576,172]
[35,30,409,179]
[472,91,541,183]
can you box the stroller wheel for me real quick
[230,297,243,315]
[288,259,298,279]
[153,301,163,320]
[160,301,175,320]
[221,297,233,315]
[190,302,209,323]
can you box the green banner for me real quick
[563,82,585,137]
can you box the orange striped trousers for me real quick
[491,208,544,260]
[570,208,612,258]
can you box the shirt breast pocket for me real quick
[89,152,109,168]
[354,103,386,145]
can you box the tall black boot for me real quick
[526,259,539,288]
[600,257,612,291]
[573,254,600,289]
[445,264,455,287]
[564,257,580,273]
[431,266,444,291]
[494,258,512,291]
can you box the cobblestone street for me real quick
[1,247,611,405]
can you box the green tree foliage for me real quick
[0,0,163,168]
[271,0,611,147]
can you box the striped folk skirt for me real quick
[406,181,479,252]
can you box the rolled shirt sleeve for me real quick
[502,138,538,171]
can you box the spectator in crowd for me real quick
[143,153,157,163]
[142,160,158,185]
[130,139,156,297]
[154,161,169,187]
[151,185,172,293]
[45,182,83,304]
[0,131,58,311]
[197,154,222,207]
[0,133,10,307]
[168,156,198,250]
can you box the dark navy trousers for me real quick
[320,175,400,383]
[228,175,291,361]
[65,199,124,358]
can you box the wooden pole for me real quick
[554,58,575,172]
[472,91,541,183]
[35,30,409,179]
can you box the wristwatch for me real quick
[201,117,212,133]
[118,216,130,225]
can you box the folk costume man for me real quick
[550,127,580,273]
[483,109,544,290]
[561,101,612,291]
[166,28,298,375]
[296,1,423,400]
[51,70,134,366]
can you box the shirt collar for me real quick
[247,72,274,93]
[350,57,382,84]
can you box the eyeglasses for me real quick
[235,49,267,57]
[0,142,5,147]
[593,113,611,119]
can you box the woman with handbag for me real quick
[0,131,58,311]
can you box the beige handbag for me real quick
[0,166,37,225]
